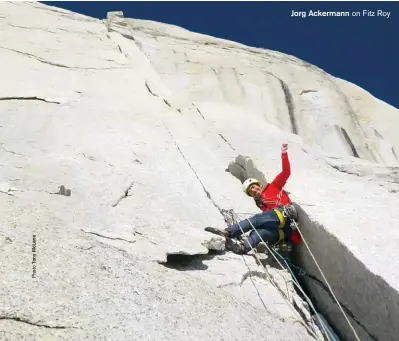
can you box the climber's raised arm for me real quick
[270,143,291,190]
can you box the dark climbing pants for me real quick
[226,208,293,252]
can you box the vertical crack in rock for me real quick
[0,96,60,104]
[163,99,172,109]
[144,81,173,110]
[264,72,300,136]
[211,66,228,101]
[162,122,224,214]
[292,203,394,341]
[373,129,384,139]
[218,134,235,151]
[0,316,73,329]
[338,126,360,158]
[192,103,205,120]
[392,147,398,161]
[111,181,135,207]
[233,67,246,99]
[145,81,158,97]
[329,78,378,162]
[279,80,298,135]
[300,271,379,341]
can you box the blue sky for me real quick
[42,1,398,109]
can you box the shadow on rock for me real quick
[252,248,296,271]
[160,250,226,271]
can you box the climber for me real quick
[206,143,301,254]
[245,143,291,211]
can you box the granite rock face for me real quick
[0,2,398,341]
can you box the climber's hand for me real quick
[281,143,288,153]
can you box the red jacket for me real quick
[258,152,291,212]
[258,151,301,245]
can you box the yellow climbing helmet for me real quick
[242,178,261,196]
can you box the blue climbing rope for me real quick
[271,248,340,341]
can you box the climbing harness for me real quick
[274,208,286,229]
[230,209,293,252]
[273,208,286,243]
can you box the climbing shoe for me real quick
[278,241,293,253]
[225,238,247,254]
[205,226,229,238]
[256,242,269,254]
[283,204,298,221]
